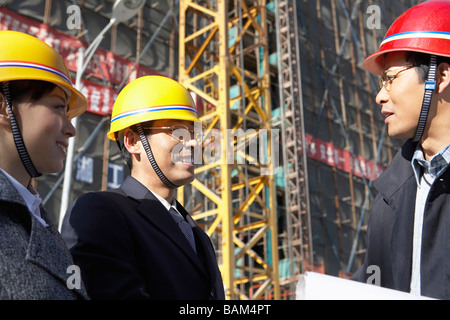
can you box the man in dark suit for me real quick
[61,75,225,300]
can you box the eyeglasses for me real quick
[378,65,415,91]
[143,124,203,144]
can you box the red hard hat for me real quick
[363,0,450,75]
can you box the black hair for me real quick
[1,80,58,103]
[116,121,155,171]
[406,52,450,81]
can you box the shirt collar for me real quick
[412,143,450,186]
[0,168,47,226]
[150,189,178,212]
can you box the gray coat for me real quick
[0,171,88,299]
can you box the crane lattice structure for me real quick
[178,0,280,300]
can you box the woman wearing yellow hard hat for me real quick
[62,75,225,300]
[0,30,88,299]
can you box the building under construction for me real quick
[1,0,422,299]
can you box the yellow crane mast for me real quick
[178,0,280,300]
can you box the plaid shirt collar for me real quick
[412,143,450,186]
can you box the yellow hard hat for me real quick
[107,75,200,141]
[0,30,87,119]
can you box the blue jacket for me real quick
[352,139,450,299]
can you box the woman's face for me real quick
[16,85,76,174]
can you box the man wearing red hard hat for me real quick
[351,1,450,299]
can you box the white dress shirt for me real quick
[0,168,48,226]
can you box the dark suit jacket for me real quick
[351,140,450,299]
[62,176,225,300]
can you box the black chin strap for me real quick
[135,123,179,189]
[3,82,41,178]
[413,55,437,143]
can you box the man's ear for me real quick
[123,128,141,155]
[436,62,450,94]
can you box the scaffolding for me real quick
[273,0,312,295]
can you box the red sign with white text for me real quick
[306,134,386,181]
[0,7,160,115]
[79,79,118,115]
